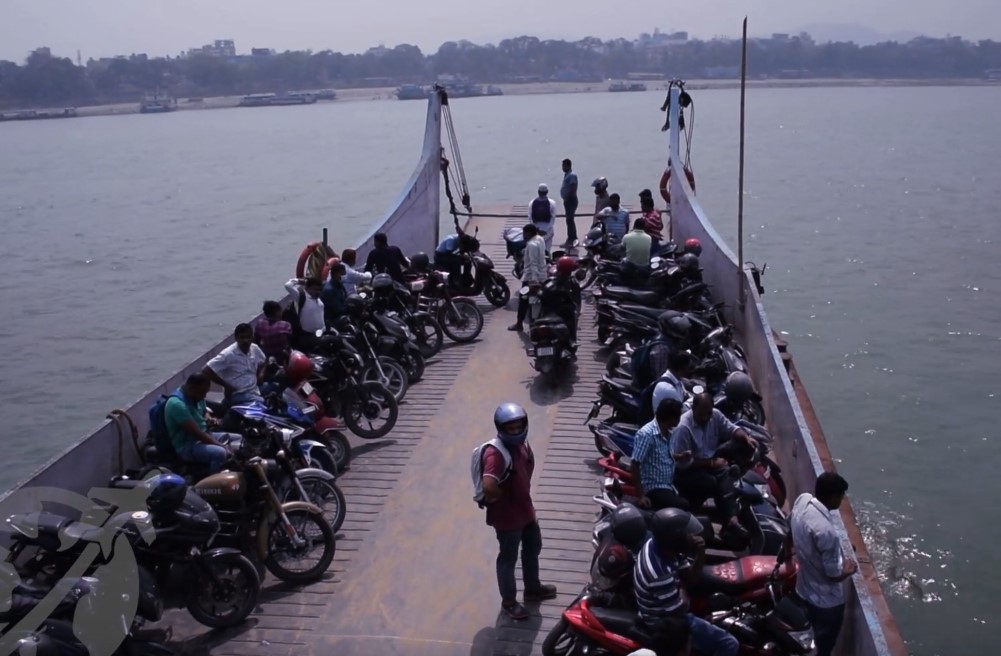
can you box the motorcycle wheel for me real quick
[264,507,336,584]
[541,618,587,656]
[438,298,484,343]
[742,399,766,426]
[344,381,398,439]
[361,356,408,403]
[184,554,260,628]
[412,315,444,358]
[283,473,347,534]
[401,350,425,384]
[318,431,351,473]
[484,273,511,307]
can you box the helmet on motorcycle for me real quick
[555,256,577,278]
[410,251,430,272]
[596,542,635,581]
[345,293,367,316]
[146,473,188,515]
[371,273,394,294]
[677,253,700,273]
[592,177,609,193]
[658,311,692,341]
[610,503,649,549]
[285,350,314,386]
[683,238,702,256]
[650,507,704,554]
[724,371,758,403]
[493,402,529,447]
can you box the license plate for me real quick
[537,346,554,356]
[300,382,314,395]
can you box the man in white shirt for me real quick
[649,351,694,420]
[790,472,858,656]
[508,224,547,332]
[528,183,558,252]
[284,277,326,336]
[339,248,373,295]
[203,323,267,404]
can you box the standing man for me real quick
[364,232,410,283]
[528,183,558,253]
[631,399,691,512]
[284,277,326,339]
[592,177,611,217]
[202,323,267,404]
[321,262,348,327]
[339,248,372,295]
[560,158,579,248]
[508,224,547,332]
[481,403,558,619]
[791,472,858,656]
[254,301,292,363]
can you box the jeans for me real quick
[178,432,241,473]
[648,487,691,511]
[805,602,845,656]
[494,521,543,604]
[564,200,578,242]
[673,440,748,521]
[230,389,263,405]
[688,614,739,656]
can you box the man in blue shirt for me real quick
[560,158,579,247]
[631,399,690,511]
[634,508,738,656]
[434,228,478,284]
[321,262,348,326]
[595,193,630,240]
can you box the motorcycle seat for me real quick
[607,422,641,435]
[695,559,776,596]
[589,606,643,636]
[531,315,567,326]
[12,512,105,550]
[603,286,661,306]
[616,304,666,319]
[601,375,638,392]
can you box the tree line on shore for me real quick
[2,33,1000,107]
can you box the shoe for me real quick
[524,584,558,602]
[507,323,523,332]
[501,601,530,620]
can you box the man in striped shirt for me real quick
[633,508,738,656]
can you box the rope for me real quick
[438,86,472,214]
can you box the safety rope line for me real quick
[437,86,472,214]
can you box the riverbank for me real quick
[9,77,1000,120]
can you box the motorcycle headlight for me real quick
[787,629,815,651]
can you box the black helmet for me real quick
[596,542,635,580]
[610,503,648,548]
[658,311,692,341]
[146,473,187,515]
[724,371,757,402]
[345,294,367,315]
[677,253,700,273]
[372,273,394,292]
[650,508,704,553]
[410,251,430,271]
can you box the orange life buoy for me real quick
[659,166,696,204]
[296,242,338,279]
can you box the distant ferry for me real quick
[239,92,318,107]
[396,81,502,100]
[608,81,648,92]
[0,108,78,122]
[139,93,177,114]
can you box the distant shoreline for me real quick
[12,77,1001,120]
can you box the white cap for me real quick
[538,183,549,194]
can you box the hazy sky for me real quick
[4,0,1000,62]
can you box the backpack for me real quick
[147,389,184,460]
[470,438,514,508]
[639,374,681,424]
[630,338,669,389]
[281,288,307,336]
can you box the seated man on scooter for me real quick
[165,373,242,474]
[537,256,582,346]
[634,508,738,656]
[632,399,691,512]
[671,393,758,541]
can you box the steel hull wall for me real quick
[670,173,904,656]
[0,92,442,516]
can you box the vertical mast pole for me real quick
[738,17,749,308]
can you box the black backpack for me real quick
[282,288,307,337]
[630,338,669,389]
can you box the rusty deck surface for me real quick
[170,208,604,656]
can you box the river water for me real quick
[1,86,998,654]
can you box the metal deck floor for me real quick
[170,208,603,656]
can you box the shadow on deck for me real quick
[169,209,602,656]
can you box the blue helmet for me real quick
[493,402,529,447]
[146,472,188,514]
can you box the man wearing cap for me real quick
[528,183,558,252]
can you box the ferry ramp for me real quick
[171,208,604,656]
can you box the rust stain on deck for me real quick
[170,209,603,656]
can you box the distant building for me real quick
[187,39,236,58]
[251,48,274,56]
[637,29,688,49]
[33,46,52,57]
[771,33,790,41]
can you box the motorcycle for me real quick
[333,319,410,403]
[503,226,526,280]
[437,228,510,307]
[412,270,485,343]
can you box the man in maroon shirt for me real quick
[481,403,558,619]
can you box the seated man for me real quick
[671,393,759,540]
[623,218,653,268]
[631,399,691,511]
[627,615,692,656]
[434,230,479,286]
[203,323,267,404]
[254,300,292,363]
[634,508,738,656]
[165,373,242,474]
[537,256,582,344]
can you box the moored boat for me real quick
[139,92,178,113]
[238,91,317,107]
[0,107,78,122]
[608,80,648,92]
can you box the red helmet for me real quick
[285,350,314,386]
[684,238,702,256]
[555,256,577,278]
